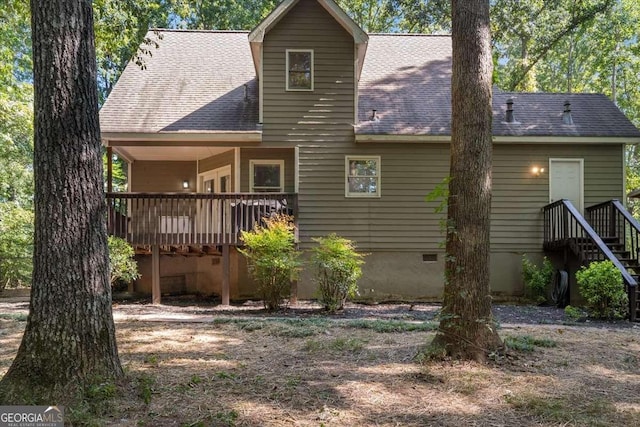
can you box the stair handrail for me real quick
[545,199,637,321]
[543,200,637,285]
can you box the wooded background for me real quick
[2,0,639,288]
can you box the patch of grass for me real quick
[303,339,324,352]
[505,335,557,352]
[67,380,117,426]
[136,373,155,405]
[343,319,437,333]
[303,337,367,353]
[0,312,27,321]
[143,354,159,366]
[215,371,237,380]
[506,393,617,425]
[330,337,366,352]
[213,409,239,426]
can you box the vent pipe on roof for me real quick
[370,109,378,121]
[243,83,248,102]
[505,98,515,123]
[562,100,574,125]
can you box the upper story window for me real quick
[286,49,314,91]
[345,156,381,198]
[250,160,285,192]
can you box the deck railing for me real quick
[106,192,297,246]
[543,199,637,321]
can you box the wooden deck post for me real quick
[222,245,230,306]
[152,245,161,304]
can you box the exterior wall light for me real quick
[182,180,190,189]
[531,166,545,177]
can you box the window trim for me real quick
[250,159,285,192]
[345,155,381,198]
[286,49,314,91]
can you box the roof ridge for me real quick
[367,33,451,37]
[499,91,606,97]
[150,28,250,34]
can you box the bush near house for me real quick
[521,255,554,304]
[575,260,628,319]
[239,215,300,311]
[108,236,140,290]
[311,234,365,313]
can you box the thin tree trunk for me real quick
[0,0,122,403]
[430,0,502,362]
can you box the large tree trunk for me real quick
[0,0,122,402]
[430,0,503,361]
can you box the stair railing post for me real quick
[562,202,569,241]
[630,286,637,323]
[609,202,616,239]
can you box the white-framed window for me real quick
[250,160,285,192]
[345,156,381,198]
[286,49,314,91]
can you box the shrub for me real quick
[311,233,364,312]
[108,236,140,289]
[575,261,628,319]
[239,215,300,311]
[563,305,586,321]
[521,255,554,304]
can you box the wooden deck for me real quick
[107,192,298,246]
[106,192,298,305]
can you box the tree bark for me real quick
[0,0,122,403]
[430,0,503,361]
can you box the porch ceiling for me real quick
[114,146,232,162]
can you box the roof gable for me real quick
[248,0,368,87]
[248,0,367,44]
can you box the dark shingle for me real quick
[100,30,640,139]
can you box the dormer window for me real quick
[286,49,313,91]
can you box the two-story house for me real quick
[100,0,640,318]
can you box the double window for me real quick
[286,49,314,91]
[345,156,381,197]
[250,160,284,192]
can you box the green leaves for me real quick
[575,260,628,319]
[239,215,300,311]
[107,236,140,286]
[311,233,365,312]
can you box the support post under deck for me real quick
[152,245,161,305]
[222,245,230,306]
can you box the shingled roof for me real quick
[100,29,640,139]
[100,30,258,134]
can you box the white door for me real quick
[549,159,583,211]
[198,166,232,237]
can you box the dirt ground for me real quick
[1,298,639,426]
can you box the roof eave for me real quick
[102,131,262,144]
[355,134,640,144]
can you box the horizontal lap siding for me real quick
[298,144,450,251]
[131,161,197,192]
[198,150,236,189]
[262,0,355,145]
[240,148,296,192]
[491,144,623,252]
[299,143,623,253]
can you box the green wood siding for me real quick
[491,144,623,252]
[262,0,355,145]
[131,161,197,192]
[240,148,296,192]
[198,149,236,190]
[297,143,624,253]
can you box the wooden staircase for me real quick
[543,199,639,321]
